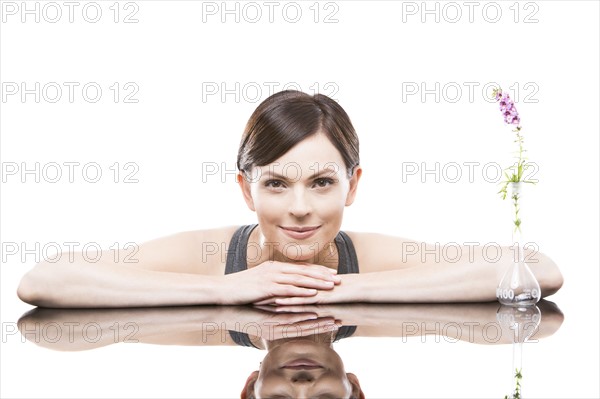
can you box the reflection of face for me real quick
[240,131,360,263]
[254,335,353,398]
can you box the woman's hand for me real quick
[253,273,360,306]
[220,260,342,305]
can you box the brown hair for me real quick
[237,90,359,179]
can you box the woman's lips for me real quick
[279,225,320,240]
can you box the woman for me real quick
[16,90,564,308]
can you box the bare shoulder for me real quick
[130,225,242,275]
[343,230,421,273]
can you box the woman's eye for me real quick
[314,178,334,187]
[265,180,284,188]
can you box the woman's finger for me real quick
[253,298,277,306]
[279,264,341,282]
[253,304,280,311]
[266,304,326,314]
[272,285,319,298]
[274,274,337,290]
[274,295,321,306]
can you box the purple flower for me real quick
[498,93,512,110]
[495,91,520,126]
[494,90,503,101]
[505,113,520,125]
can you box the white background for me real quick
[1,1,598,397]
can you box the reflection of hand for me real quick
[254,303,368,326]
[224,305,342,341]
[222,261,341,305]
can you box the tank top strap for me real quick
[334,230,360,274]
[228,329,259,348]
[225,224,258,274]
[333,325,357,342]
[225,225,257,347]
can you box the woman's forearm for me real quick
[355,261,500,302]
[352,246,563,303]
[17,260,225,308]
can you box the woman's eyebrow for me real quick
[311,165,339,179]
[261,166,339,180]
[261,170,288,180]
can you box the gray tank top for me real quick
[225,223,358,347]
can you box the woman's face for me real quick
[238,131,361,262]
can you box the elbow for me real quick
[17,264,58,307]
[551,265,564,292]
[17,272,39,306]
[539,256,564,298]
[543,269,564,298]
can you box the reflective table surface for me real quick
[4,300,594,398]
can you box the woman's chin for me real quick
[278,245,319,262]
[284,253,315,263]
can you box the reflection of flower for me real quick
[492,87,537,233]
[504,368,522,399]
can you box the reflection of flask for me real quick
[497,305,541,399]
[496,182,541,306]
[496,304,541,343]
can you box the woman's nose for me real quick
[291,371,316,383]
[288,188,312,217]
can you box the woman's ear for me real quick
[346,372,365,399]
[240,370,259,399]
[345,166,362,206]
[237,172,256,212]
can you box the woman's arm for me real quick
[17,258,226,308]
[357,246,562,303]
[16,228,340,308]
[270,245,564,304]
[16,229,229,307]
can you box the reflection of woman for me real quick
[240,329,364,399]
[17,91,563,308]
[18,302,564,398]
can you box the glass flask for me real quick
[496,182,541,306]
